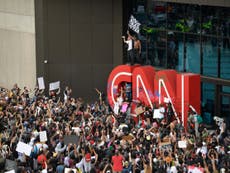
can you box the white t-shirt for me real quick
[125,39,133,51]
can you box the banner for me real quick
[128,15,141,33]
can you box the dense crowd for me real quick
[0,84,229,173]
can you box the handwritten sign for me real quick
[16,141,32,156]
[49,81,60,91]
[178,141,187,148]
[37,77,45,90]
[153,109,164,119]
[39,131,47,142]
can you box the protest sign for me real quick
[153,109,164,119]
[49,81,60,91]
[16,141,32,156]
[39,131,47,142]
[178,140,187,148]
[113,102,119,115]
[64,168,77,173]
[37,77,45,90]
[121,103,128,113]
[135,106,144,115]
[164,97,170,103]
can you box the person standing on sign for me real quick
[122,30,134,65]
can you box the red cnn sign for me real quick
[107,65,200,128]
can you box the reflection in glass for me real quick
[152,31,167,67]
[202,37,218,77]
[220,47,230,79]
[202,83,215,125]
[185,34,200,73]
[221,95,230,117]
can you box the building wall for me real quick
[0,0,36,90]
[35,0,123,101]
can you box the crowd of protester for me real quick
[0,84,229,173]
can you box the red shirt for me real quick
[112,155,123,171]
[37,154,47,169]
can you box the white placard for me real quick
[5,170,15,173]
[187,166,204,173]
[113,102,119,115]
[39,131,47,142]
[16,141,32,156]
[164,97,170,103]
[37,77,45,90]
[153,109,164,119]
[64,168,76,173]
[49,81,60,91]
[178,140,187,148]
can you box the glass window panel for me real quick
[202,36,218,77]
[185,34,200,73]
[148,1,166,28]
[176,33,185,72]
[202,83,215,125]
[167,3,185,31]
[184,4,200,34]
[201,6,216,35]
[166,31,178,69]
[220,44,230,80]
[221,95,230,117]
[150,30,167,67]
[221,7,230,50]
[223,86,230,93]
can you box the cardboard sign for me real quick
[178,140,187,148]
[135,106,145,115]
[64,135,79,145]
[37,77,45,90]
[153,109,164,119]
[16,141,32,156]
[39,131,47,142]
[159,141,172,152]
[49,81,60,91]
